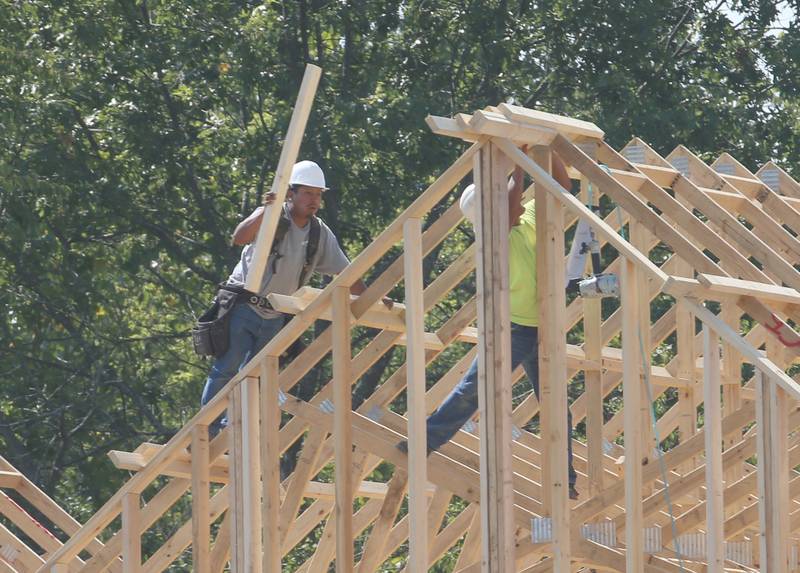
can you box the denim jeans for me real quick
[201,304,284,432]
[426,323,577,486]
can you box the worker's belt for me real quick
[218,284,273,310]
[244,293,273,310]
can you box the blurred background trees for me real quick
[1,0,798,543]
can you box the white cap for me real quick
[290,160,328,190]
[459,184,477,225]
[459,178,517,226]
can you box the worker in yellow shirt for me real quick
[399,154,578,499]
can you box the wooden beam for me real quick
[532,144,571,571]
[756,370,790,573]
[121,492,140,573]
[191,425,211,573]
[244,64,321,292]
[697,273,800,306]
[622,257,644,571]
[497,103,605,140]
[228,385,244,571]
[703,326,724,572]
[474,141,515,573]
[354,470,408,573]
[241,376,262,573]
[332,285,354,573]
[581,167,605,498]
[403,217,428,572]
[261,356,281,573]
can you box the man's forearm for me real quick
[231,206,265,245]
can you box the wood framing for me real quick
[26,103,800,573]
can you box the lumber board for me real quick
[622,258,644,571]
[121,492,140,573]
[332,285,354,573]
[190,425,210,573]
[474,142,516,573]
[498,103,604,140]
[244,64,321,292]
[403,217,428,572]
[703,326,725,572]
[261,356,281,573]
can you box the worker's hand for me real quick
[262,192,277,206]
[382,296,394,309]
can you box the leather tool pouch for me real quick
[191,288,239,357]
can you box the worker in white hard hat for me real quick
[200,160,390,437]
[399,152,580,499]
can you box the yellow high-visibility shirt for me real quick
[508,200,538,326]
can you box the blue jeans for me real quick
[426,323,577,486]
[201,304,284,431]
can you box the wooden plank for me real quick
[210,512,231,573]
[756,371,790,573]
[278,426,326,543]
[191,425,211,573]
[425,115,479,142]
[721,303,745,503]
[532,145,570,571]
[241,376,262,572]
[0,471,21,489]
[402,217,428,572]
[703,326,725,572]
[261,357,281,573]
[697,273,800,306]
[474,141,515,573]
[453,511,482,571]
[228,385,244,572]
[355,470,408,573]
[332,285,354,573]
[244,64,321,292]
[467,110,556,145]
[622,258,643,572]
[121,492,140,573]
[498,103,605,140]
[630,221,655,485]
[581,170,605,497]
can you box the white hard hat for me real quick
[459,184,476,225]
[290,160,328,190]
[460,179,517,226]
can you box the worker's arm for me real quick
[232,192,282,245]
[350,279,394,308]
[231,206,266,245]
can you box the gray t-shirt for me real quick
[227,206,350,318]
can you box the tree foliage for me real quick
[1,0,799,544]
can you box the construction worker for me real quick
[201,160,389,433]
[400,154,579,499]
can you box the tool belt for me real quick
[192,284,273,357]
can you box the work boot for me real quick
[395,440,434,456]
[569,484,579,500]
